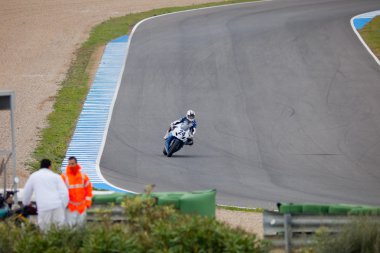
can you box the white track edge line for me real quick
[350,14,380,66]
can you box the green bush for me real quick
[151,215,264,252]
[81,224,142,253]
[0,196,269,253]
[0,221,22,253]
[299,217,380,253]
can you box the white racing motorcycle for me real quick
[163,121,193,157]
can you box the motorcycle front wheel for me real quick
[167,138,182,157]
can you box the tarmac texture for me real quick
[100,0,380,207]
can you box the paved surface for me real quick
[100,0,380,207]
[0,0,226,186]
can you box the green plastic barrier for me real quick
[150,190,216,218]
[93,190,216,217]
[179,189,216,218]
[279,204,303,214]
[278,203,380,216]
[115,196,126,204]
[151,192,185,209]
[92,192,132,205]
[328,205,360,215]
[302,204,330,215]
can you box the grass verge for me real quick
[30,0,259,172]
[298,216,380,253]
[218,205,264,213]
[359,16,380,60]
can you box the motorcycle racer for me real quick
[163,110,197,155]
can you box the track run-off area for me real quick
[96,0,380,207]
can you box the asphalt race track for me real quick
[100,0,380,207]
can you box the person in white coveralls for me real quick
[23,159,69,231]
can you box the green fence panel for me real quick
[151,192,185,209]
[115,196,126,204]
[92,190,216,218]
[328,205,360,215]
[92,192,132,204]
[279,204,303,214]
[278,203,380,216]
[179,189,216,218]
[302,204,330,215]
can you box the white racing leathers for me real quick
[23,168,69,231]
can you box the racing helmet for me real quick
[186,110,195,122]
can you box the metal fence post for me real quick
[0,91,17,201]
[284,213,292,253]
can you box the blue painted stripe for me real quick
[111,35,129,43]
[61,35,135,193]
[353,18,372,29]
[92,183,126,192]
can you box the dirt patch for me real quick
[216,208,264,237]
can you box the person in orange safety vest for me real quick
[61,156,93,227]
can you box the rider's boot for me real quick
[185,138,194,145]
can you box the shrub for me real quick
[81,223,142,253]
[300,217,380,253]
[121,195,270,252]
[151,214,267,252]
[0,197,269,253]
[0,221,22,253]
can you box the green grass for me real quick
[30,0,259,172]
[359,16,380,60]
[218,205,264,213]
[298,217,380,253]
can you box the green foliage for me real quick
[81,223,142,253]
[122,196,176,233]
[0,222,84,253]
[151,214,267,252]
[0,197,268,253]
[41,226,85,253]
[0,221,22,253]
[360,16,380,60]
[299,217,380,253]
[123,196,270,252]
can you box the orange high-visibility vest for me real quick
[61,165,92,214]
